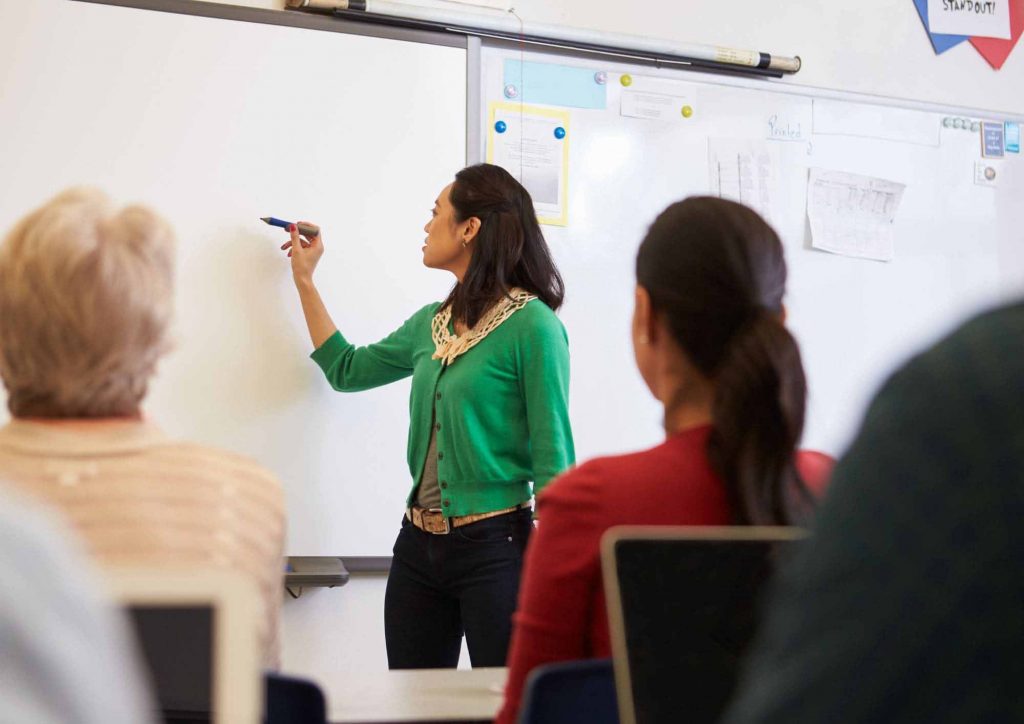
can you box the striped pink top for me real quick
[0,419,286,667]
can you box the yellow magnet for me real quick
[681,105,694,118]
[620,74,633,87]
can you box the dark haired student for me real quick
[281,163,574,669]
[496,197,833,724]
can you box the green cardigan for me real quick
[310,299,575,517]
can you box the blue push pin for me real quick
[495,120,507,134]
[554,126,566,139]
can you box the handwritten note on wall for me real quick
[927,0,1011,39]
[766,113,805,142]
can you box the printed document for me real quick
[708,139,781,225]
[806,169,906,262]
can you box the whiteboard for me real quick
[479,44,1024,465]
[0,0,466,556]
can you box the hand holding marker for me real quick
[261,216,320,239]
[262,216,320,257]
[263,216,324,281]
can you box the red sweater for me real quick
[496,426,832,724]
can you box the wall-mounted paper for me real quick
[927,0,1011,39]
[503,60,607,110]
[982,121,1006,157]
[487,102,570,226]
[914,0,970,53]
[813,99,941,147]
[969,0,1024,69]
[1006,122,1021,152]
[708,139,781,225]
[807,169,906,262]
[620,91,693,121]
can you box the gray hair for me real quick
[0,188,175,417]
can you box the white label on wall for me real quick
[927,0,1011,39]
[620,91,693,122]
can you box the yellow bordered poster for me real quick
[486,102,570,226]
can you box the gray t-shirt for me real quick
[415,411,442,510]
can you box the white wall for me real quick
[180,0,1024,684]
[283,576,391,677]
[281,573,473,675]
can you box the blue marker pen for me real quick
[260,216,320,238]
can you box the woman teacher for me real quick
[282,164,575,668]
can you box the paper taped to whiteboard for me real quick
[812,99,941,147]
[807,169,906,262]
[708,139,781,225]
[620,91,693,121]
[487,102,570,226]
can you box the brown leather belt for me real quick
[405,502,530,535]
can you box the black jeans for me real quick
[384,507,533,669]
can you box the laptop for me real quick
[601,525,806,724]
[103,568,262,724]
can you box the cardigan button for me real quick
[440,481,448,489]
[438,452,444,461]
[436,392,442,400]
[443,500,450,507]
[435,422,441,432]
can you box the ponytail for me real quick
[706,312,810,525]
[637,196,814,526]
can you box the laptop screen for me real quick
[127,605,215,723]
[103,569,261,724]
[604,529,801,724]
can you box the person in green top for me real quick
[281,163,575,669]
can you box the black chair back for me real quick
[265,673,327,724]
[601,525,805,724]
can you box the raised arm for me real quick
[283,223,429,392]
[285,224,337,349]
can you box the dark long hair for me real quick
[441,164,564,327]
[636,197,811,525]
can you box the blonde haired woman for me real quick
[0,188,285,666]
